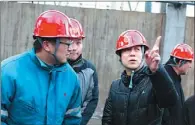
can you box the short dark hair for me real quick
[170,56,180,64]
[33,36,57,51]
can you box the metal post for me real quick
[162,3,187,63]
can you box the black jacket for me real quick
[102,64,178,125]
[183,95,195,125]
[162,64,185,125]
[68,56,99,125]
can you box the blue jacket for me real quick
[1,49,82,125]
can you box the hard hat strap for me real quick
[36,37,61,65]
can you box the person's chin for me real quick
[70,57,77,61]
[127,66,139,70]
[69,55,78,60]
[74,55,80,60]
[129,64,139,68]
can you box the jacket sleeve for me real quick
[63,77,82,125]
[183,103,190,125]
[146,64,178,108]
[183,95,195,125]
[1,65,16,125]
[81,68,99,125]
[102,83,113,125]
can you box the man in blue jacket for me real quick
[1,10,82,125]
[68,18,99,125]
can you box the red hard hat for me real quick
[33,10,71,38]
[116,30,149,55]
[69,18,85,39]
[170,43,194,61]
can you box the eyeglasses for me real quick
[59,39,82,46]
[59,41,73,46]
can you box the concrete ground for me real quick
[85,106,103,125]
[88,118,101,125]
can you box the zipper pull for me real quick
[129,70,134,89]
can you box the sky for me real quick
[26,2,194,17]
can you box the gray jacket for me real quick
[68,57,99,125]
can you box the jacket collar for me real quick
[121,66,146,87]
[68,55,84,69]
